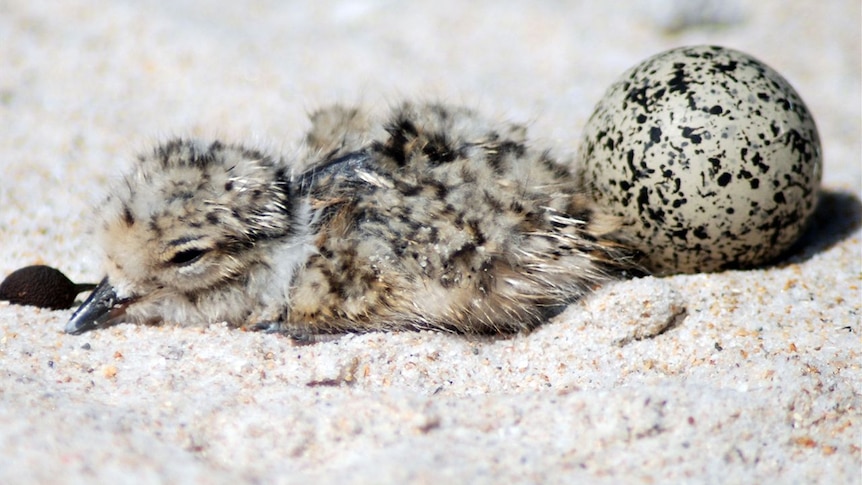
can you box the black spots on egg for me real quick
[646,204,666,226]
[578,45,821,274]
[617,184,633,208]
[766,120,784,141]
[736,168,761,190]
[624,84,651,111]
[750,151,770,174]
[594,129,609,147]
[624,82,667,112]
[707,156,724,175]
[680,127,703,144]
[625,150,656,182]
[667,62,690,95]
[783,128,818,163]
[649,126,662,144]
[636,186,651,217]
[670,226,690,242]
[710,60,739,79]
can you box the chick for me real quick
[66,102,640,338]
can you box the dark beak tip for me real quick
[65,277,121,335]
[64,318,90,335]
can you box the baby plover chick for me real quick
[67,102,640,338]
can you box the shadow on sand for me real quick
[780,188,862,265]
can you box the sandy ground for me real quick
[1,1,859,483]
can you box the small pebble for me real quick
[0,265,97,310]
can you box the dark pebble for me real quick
[0,265,97,310]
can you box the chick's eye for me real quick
[168,248,208,266]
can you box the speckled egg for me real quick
[578,45,822,274]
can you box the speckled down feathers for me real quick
[90,102,640,336]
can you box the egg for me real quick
[577,45,822,274]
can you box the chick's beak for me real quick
[65,277,133,335]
